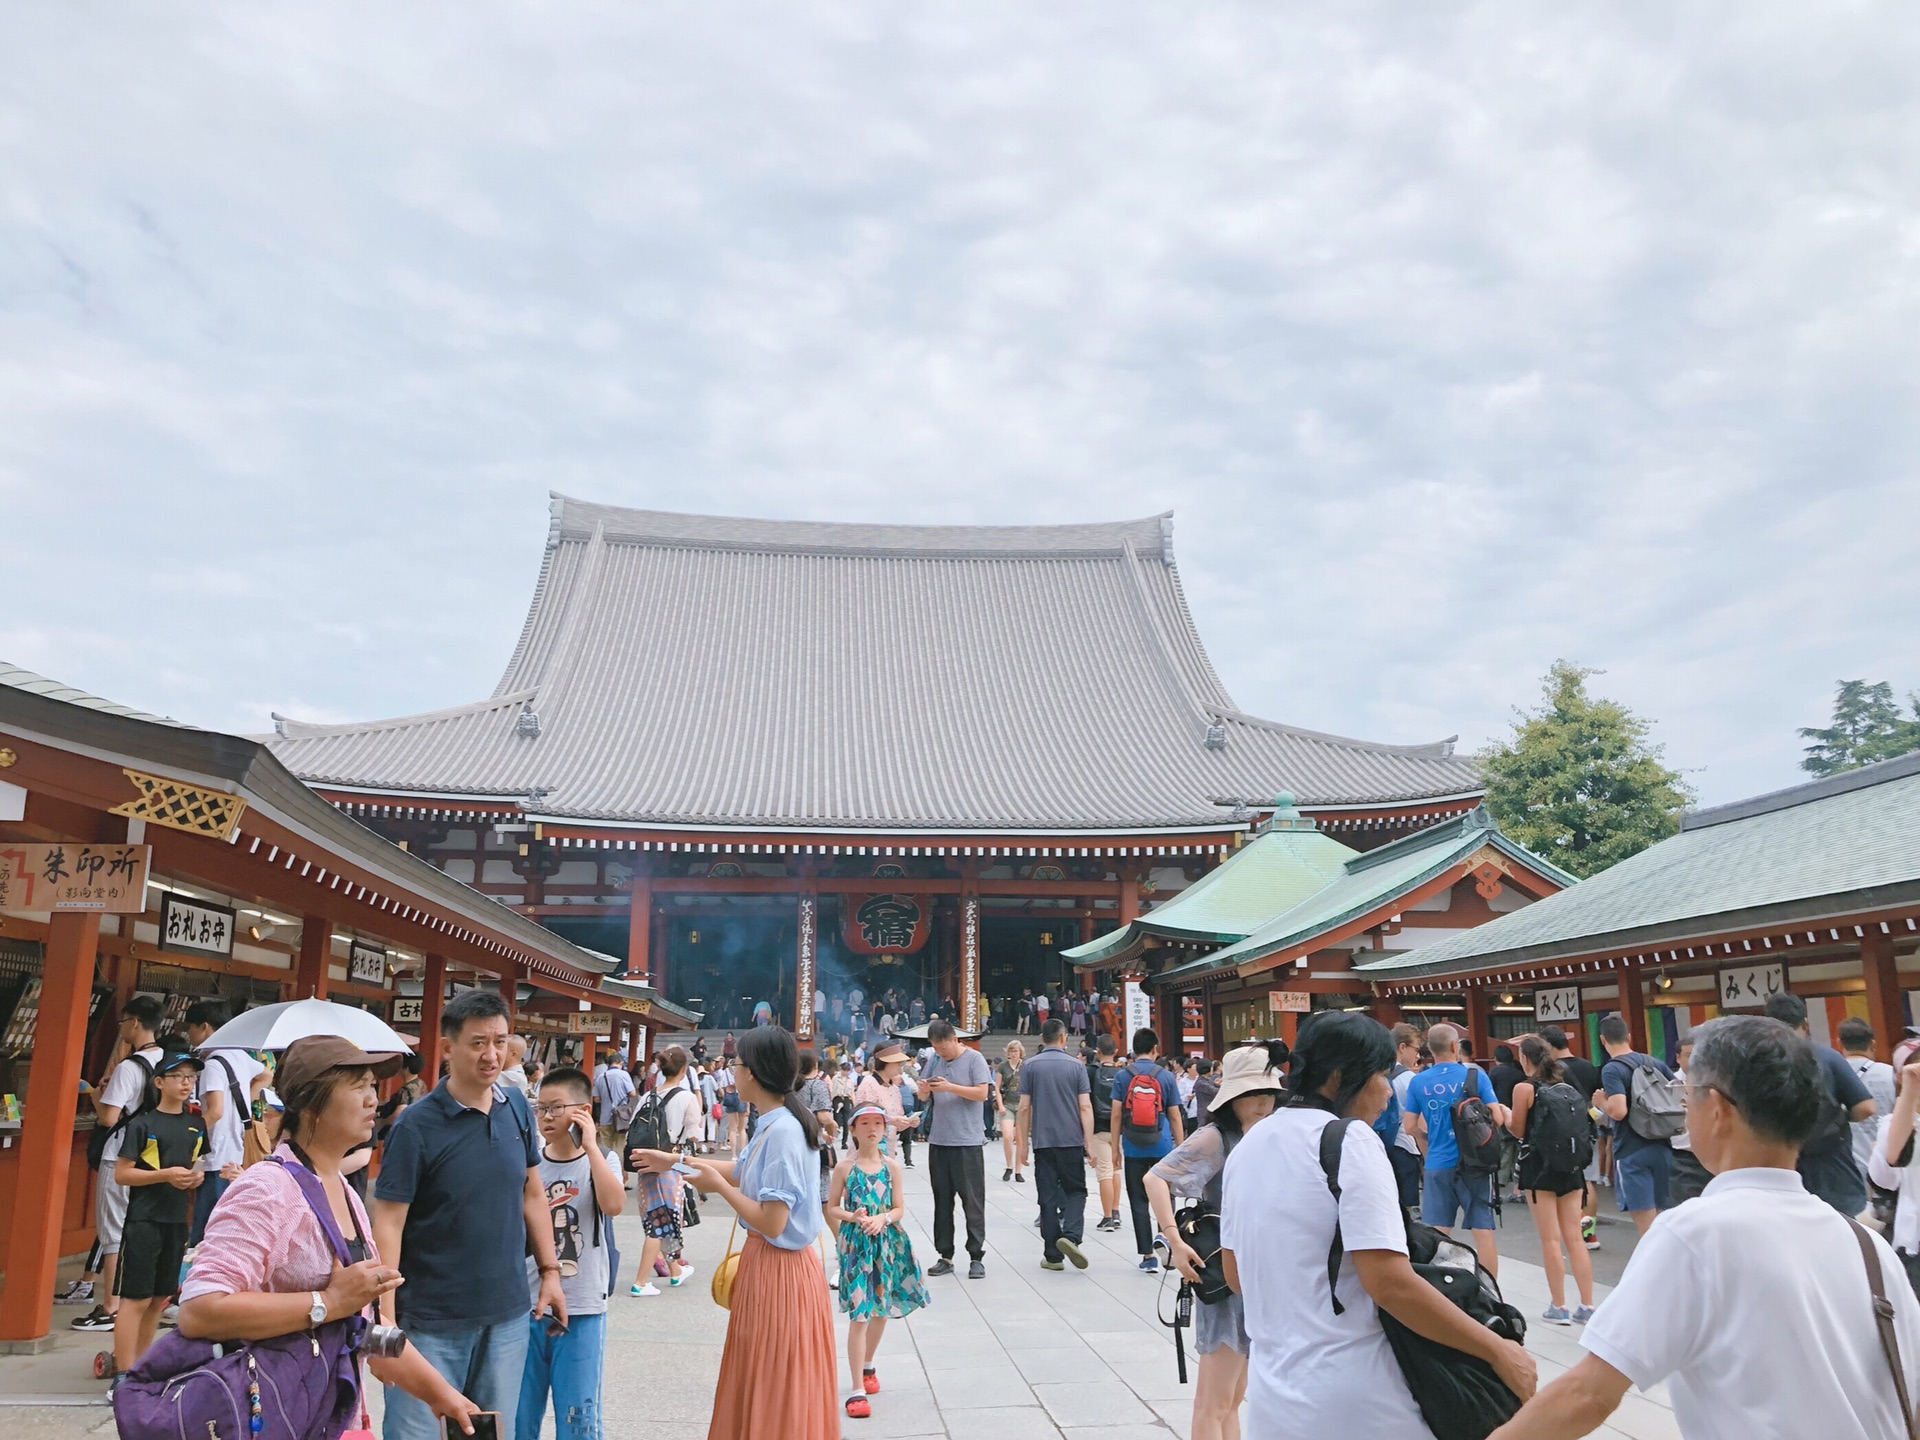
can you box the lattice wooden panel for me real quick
[109,768,247,840]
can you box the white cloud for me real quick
[1,1,1917,804]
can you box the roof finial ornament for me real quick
[271,713,289,739]
[545,493,565,551]
[516,706,541,739]
[1159,513,1175,566]
[1204,721,1226,751]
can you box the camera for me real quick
[360,1323,409,1359]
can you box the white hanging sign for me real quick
[1534,986,1581,1024]
[1718,963,1786,1010]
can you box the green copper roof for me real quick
[1063,812,1357,967]
[1355,751,1920,981]
[1152,807,1572,987]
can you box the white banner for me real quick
[1534,986,1581,1024]
[1123,980,1152,1038]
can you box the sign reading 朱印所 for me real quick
[1718,964,1786,1010]
[160,892,235,958]
[0,843,150,913]
[1268,990,1311,1014]
[1534,986,1581,1024]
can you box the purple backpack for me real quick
[113,1158,370,1440]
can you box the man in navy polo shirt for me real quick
[375,989,568,1440]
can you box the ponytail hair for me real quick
[1518,1034,1564,1087]
[735,1026,823,1149]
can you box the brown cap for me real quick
[274,1035,405,1095]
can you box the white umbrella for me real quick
[197,997,416,1054]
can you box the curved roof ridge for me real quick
[550,492,1172,559]
[525,521,608,710]
[1113,538,1215,747]
[1212,707,1460,760]
[0,662,190,728]
[272,688,537,740]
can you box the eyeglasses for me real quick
[531,1103,577,1118]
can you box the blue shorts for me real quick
[1614,1145,1672,1214]
[1421,1166,1496,1231]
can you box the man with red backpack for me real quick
[1108,1028,1184,1273]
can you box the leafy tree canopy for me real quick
[1477,661,1694,879]
[1798,680,1920,777]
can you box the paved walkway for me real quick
[0,1144,1679,1440]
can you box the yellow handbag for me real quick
[711,1221,744,1309]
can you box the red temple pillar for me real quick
[1863,931,1903,1063]
[418,954,445,1081]
[1615,964,1649,1054]
[1464,988,1491,1061]
[499,963,518,1022]
[627,860,653,986]
[295,916,331,1000]
[0,912,100,1347]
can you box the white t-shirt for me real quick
[1582,1166,1920,1440]
[1870,1133,1920,1256]
[1221,1109,1431,1440]
[1389,1067,1421,1155]
[198,1048,267,1168]
[1849,1055,1897,1178]
[98,1045,165,1166]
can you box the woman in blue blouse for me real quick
[681,1027,838,1439]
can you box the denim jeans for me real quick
[384,1316,531,1440]
[515,1312,605,1440]
[189,1173,230,1247]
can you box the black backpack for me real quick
[623,1089,672,1163]
[1320,1117,1526,1440]
[86,1052,157,1172]
[1523,1081,1594,1176]
[1089,1061,1123,1129]
[1451,1066,1504,1178]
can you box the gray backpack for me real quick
[1625,1060,1687,1141]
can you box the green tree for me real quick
[1798,680,1920,776]
[1477,661,1694,878]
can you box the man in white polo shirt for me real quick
[1490,1014,1920,1439]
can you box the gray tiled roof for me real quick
[1359,751,1920,979]
[268,496,1483,832]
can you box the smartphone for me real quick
[540,1308,567,1338]
[454,1413,500,1440]
[670,1161,698,1176]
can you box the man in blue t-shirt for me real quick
[1598,1012,1677,1235]
[1110,1027,1184,1273]
[1404,1022,1503,1276]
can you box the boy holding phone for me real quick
[110,1051,206,1378]
[517,1068,624,1440]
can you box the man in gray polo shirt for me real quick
[915,1019,993,1278]
[1018,1017,1095,1272]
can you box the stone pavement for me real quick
[0,1142,1680,1440]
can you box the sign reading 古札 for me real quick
[390,997,424,1025]
[1718,963,1786,1010]
[1534,986,1581,1024]
[0,842,150,913]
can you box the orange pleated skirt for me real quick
[708,1232,841,1440]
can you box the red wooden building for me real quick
[268,497,1489,1040]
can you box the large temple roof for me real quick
[267,495,1482,833]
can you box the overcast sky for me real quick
[3,4,1916,807]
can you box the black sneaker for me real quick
[927,1258,955,1277]
[55,1279,94,1305]
[70,1306,115,1332]
[967,1260,985,1279]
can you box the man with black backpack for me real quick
[68,994,166,1333]
[1404,1022,1506,1277]
[1765,991,1876,1217]
[1597,1013,1682,1235]
[1110,1027,1185,1273]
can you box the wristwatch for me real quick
[308,1292,328,1327]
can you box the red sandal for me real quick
[845,1395,872,1419]
[862,1367,880,1394]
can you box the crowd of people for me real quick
[68,977,1920,1440]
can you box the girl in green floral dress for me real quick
[826,1104,930,1420]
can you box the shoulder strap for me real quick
[269,1155,355,1267]
[1851,1218,1920,1440]
[1318,1116,1358,1317]
[211,1053,248,1118]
